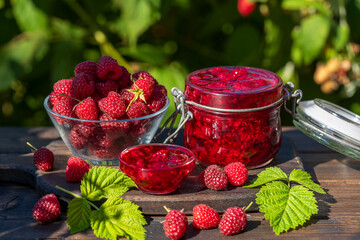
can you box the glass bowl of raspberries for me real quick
[119,144,196,194]
[44,56,169,166]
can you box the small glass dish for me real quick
[119,144,196,194]
[44,96,170,166]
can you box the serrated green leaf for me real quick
[67,198,91,234]
[90,197,146,240]
[81,166,136,201]
[294,14,330,65]
[289,169,326,194]
[257,181,318,235]
[244,167,288,188]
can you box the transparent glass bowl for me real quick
[44,96,169,165]
[119,144,196,194]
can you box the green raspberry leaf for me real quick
[257,181,318,235]
[81,166,136,201]
[90,197,147,240]
[67,198,91,234]
[244,167,289,188]
[289,169,326,194]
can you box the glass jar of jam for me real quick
[183,66,284,168]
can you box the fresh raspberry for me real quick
[237,0,257,17]
[224,162,248,186]
[52,99,77,124]
[98,91,126,118]
[89,127,114,148]
[118,66,131,89]
[53,79,73,102]
[27,142,54,171]
[70,73,95,100]
[32,194,61,223]
[65,157,91,182]
[203,165,228,190]
[70,125,89,150]
[131,71,157,102]
[199,171,205,186]
[95,80,119,98]
[72,123,96,138]
[74,61,97,78]
[91,91,102,104]
[99,113,132,136]
[49,91,61,106]
[147,85,167,113]
[74,97,98,120]
[119,88,135,105]
[163,207,188,240]
[88,142,120,159]
[126,101,150,119]
[154,84,167,96]
[219,207,247,236]
[192,204,220,229]
[96,56,123,81]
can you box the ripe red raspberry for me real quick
[96,56,123,81]
[70,73,95,100]
[74,61,97,78]
[65,157,91,182]
[70,126,89,150]
[192,204,220,229]
[237,0,257,17]
[74,97,98,121]
[131,71,157,102]
[95,80,119,98]
[53,79,73,102]
[203,165,228,190]
[224,162,248,186]
[98,91,126,118]
[89,127,114,148]
[163,207,188,240]
[88,142,120,159]
[119,88,135,105]
[32,194,61,223]
[147,85,167,113]
[118,66,131,89]
[219,207,247,236]
[126,101,150,119]
[52,99,77,124]
[99,113,132,135]
[27,142,54,171]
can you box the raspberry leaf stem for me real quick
[243,201,253,212]
[55,185,100,211]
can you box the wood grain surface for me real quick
[0,127,360,239]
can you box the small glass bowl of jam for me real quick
[183,66,284,168]
[119,144,196,194]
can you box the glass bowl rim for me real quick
[44,95,170,123]
[119,143,196,172]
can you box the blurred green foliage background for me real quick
[0,0,359,127]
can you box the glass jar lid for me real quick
[293,98,360,160]
[185,66,283,109]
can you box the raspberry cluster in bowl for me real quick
[45,56,169,165]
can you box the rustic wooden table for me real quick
[0,127,360,239]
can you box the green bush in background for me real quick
[0,0,359,127]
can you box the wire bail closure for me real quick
[154,83,302,143]
[283,82,303,119]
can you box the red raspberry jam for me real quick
[119,144,196,194]
[184,66,283,168]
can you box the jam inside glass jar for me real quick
[184,66,283,168]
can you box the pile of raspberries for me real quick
[49,56,167,159]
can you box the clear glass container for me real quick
[294,98,360,160]
[183,66,284,168]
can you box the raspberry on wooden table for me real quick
[224,162,248,186]
[32,194,61,223]
[65,157,91,182]
[203,165,228,190]
[219,207,247,236]
[192,204,220,229]
[163,206,188,240]
[27,142,54,171]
